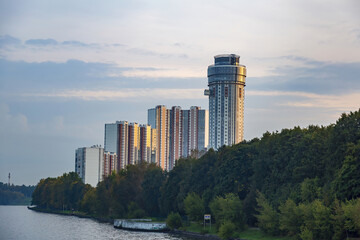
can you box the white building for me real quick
[75,145,104,187]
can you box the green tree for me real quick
[301,178,322,203]
[278,198,302,236]
[331,199,346,240]
[80,186,96,214]
[210,193,245,230]
[299,200,332,240]
[342,198,360,236]
[141,164,165,217]
[333,142,360,200]
[255,191,279,235]
[184,192,205,221]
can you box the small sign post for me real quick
[204,214,211,229]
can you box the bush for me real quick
[299,226,313,240]
[127,202,146,219]
[218,221,236,240]
[166,212,182,230]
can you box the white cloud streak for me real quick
[247,90,360,111]
[22,88,206,101]
[19,89,360,111]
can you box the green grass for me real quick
[182,223,293,240]
[235,229,293,240]
[182,222,218,235]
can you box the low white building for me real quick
[75,145,104,187]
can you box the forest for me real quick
[0,182,35,205]
[32,109,360,239]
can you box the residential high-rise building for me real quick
[169,106,183,169]
[196,108,209,153]
[147,108,156,129]
[148,105,209,169]
[139,124,152,163]
[117,121,129,169]
[182,107,209,157]
[103,151,117,177]
[148,105,171,170]
[105,120,157,171]
[205,54,246,149]
[128,122,140,165]
[75,145,104,187]
[151,128,157,163]
[155,105,170,170]
[104,123,117,153]
[181,110,189,157]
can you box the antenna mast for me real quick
[8,173,10,186]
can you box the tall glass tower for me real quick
[205,54,247,150]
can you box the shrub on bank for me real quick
[166,212,182,230]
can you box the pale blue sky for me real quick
[0,0,359,185]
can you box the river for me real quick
[0,206,195,240]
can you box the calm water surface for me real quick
[0,206,194,240]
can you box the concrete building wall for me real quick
[75,146,104,187]
[104,123,117,153]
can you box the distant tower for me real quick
[205,54,247,150]
[8,173,10,186]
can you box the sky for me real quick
[0,0,359,185]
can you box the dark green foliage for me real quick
[342,198,360,236]
[255,191,279,235]
[141,165,166,217]
[278,199,302,236]
[184,192,205,221]
[210,193,245,230]
[0,182,35,205]
[31,172,86,210]
[127,202,146,219]
[80,186,96,213]
[81,163,165,218]
[166,212,182,230]
[300,178,322,203]
[218,221,236,240]
[32,109,360,239]
[333,142,360,200]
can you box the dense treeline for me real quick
[0,182,35,205]
[32,109,360,239]
[32,172,89,210]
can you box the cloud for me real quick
[62,40,99,48]
[127,47,188,59]
[248,58,360,94]
[4,36,105,49]
[247,90,360,111]
[20,88,206,101]
[0,103,28,133]
[0,35,21,47]
[25,38,58,46]
[0,59,205,93]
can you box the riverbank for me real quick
[27,207,290,240]
[27,206,112,223]
[27,207,223,239]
